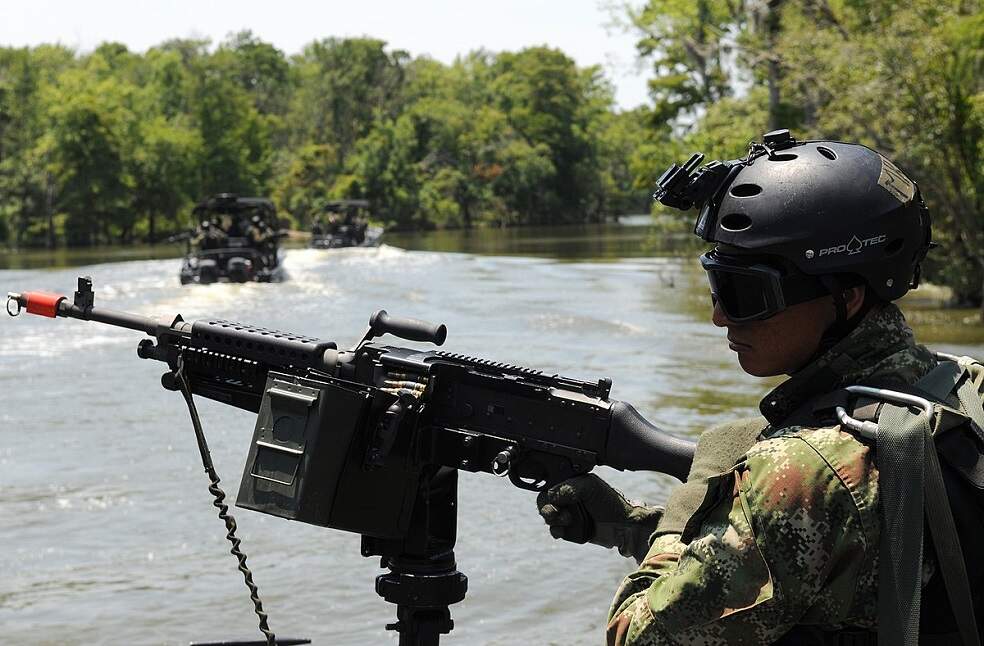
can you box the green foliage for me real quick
[45,69,136,245]
[0,6,976,317]
[348,114,421,229]
[192,71,272,196]
[629,0,744,125]
[0,36,650,247]
[630,0,984,309]
[490,48,605,222]
[774,0,983,305]
[129,115,202,241]
[272,143,343,225]
[287,38,408,157]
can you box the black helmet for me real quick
[654,129,932,304]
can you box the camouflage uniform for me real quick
[607,303,938,645]
[193,225,227,251]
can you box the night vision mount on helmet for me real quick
[654,129,933,303]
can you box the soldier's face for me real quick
[712,295,837,377]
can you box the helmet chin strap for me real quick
[807,275,871,363]
[820,275,849,328]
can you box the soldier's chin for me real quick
[736,351,782,378]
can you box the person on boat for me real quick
[193,220,227,251]
[537,131,981,644]
[225,214,246,238]
[326,209,343,235]
[248,214,272,246]
[248,214,276,267]
[311,215,325,237]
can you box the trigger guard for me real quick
[507,459,549,491]
[508,471,548,491]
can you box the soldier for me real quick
[326,210,342,235]
[535,132,978,644]
[248,214,276,267]
[225,214,246,238]
[248,214,272,246]
[193,220,226,250]
[311,215,325,237]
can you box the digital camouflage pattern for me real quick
[607,304,938,645]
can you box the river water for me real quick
[2,222,983,645]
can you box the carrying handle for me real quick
[365,309,447,346]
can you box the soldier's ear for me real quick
[844,286,866,319]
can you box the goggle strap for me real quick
[819,275,847,325]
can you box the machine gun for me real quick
[7,277,696,646]
[166,230,196,243]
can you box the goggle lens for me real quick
[707,270,773,320]
[700,251,833,322]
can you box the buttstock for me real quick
[605,401,695,482]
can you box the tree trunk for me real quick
[45,174,55,250]
[765,2,784,131]
[980,267,984,324]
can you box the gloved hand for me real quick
[536,474,663,564]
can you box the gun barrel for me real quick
[166,231,194,243]
[8,290,161,336]
[9,280,336,378]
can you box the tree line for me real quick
[0,0,980,306]
[629,0,981,308]
[0,34,651,247]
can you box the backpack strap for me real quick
[874,359,982,646]
[937,358,984,646]
[877,398,930,646]
[950,356,984,431]
[924,410,980,646]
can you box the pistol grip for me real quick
[561,502,596,545]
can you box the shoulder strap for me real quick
[877,360,982,646]
[937,362,984,646]
[877,400,928,646]
[924,415,980,646]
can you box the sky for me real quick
[0,0,652,110]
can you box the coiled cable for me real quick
[173,354,277,646]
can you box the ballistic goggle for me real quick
[700,251,830,322]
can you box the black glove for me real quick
[536,474,663,563]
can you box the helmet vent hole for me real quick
[720,213,753,232]
[885,238,904,256]
[817,146,837,160]
[730,183,762,198]
[769,153,798,161]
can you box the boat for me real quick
[178,194,287,285]
[310,200,383,249]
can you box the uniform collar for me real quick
[758,303,936,427]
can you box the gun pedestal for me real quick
[364,466,467,646]
[376,554,467,646]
